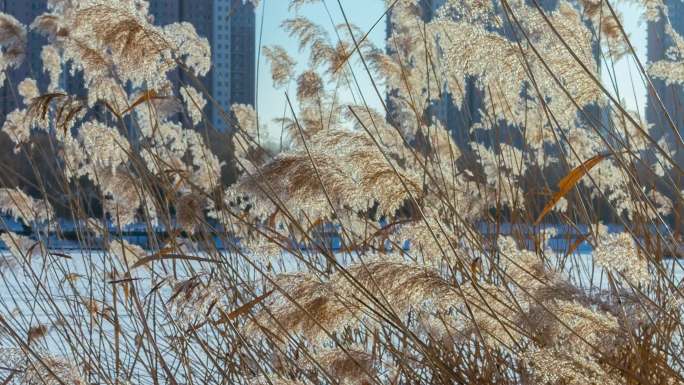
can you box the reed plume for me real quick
[0,0,681,384]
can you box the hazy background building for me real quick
[385,0,483,146]
[646,0,684,147]
[147,0,256,131]
[386,0,608,149]
[646,0,683,222]
[0,0,48,120]
[424,0,485,146]
[0,0,256,132]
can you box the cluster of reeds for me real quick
[0,0,682,384]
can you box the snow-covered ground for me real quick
[0,245,682,379]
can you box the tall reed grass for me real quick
[0,0,682,384]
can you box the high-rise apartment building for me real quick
[646,1,684,223]
[0,1,48,119]
[150,0,255,132]
[0,0,256,132]
[646,0,684,144]
[385,0,484,146]
[386,0,603,147]
[422,0,483,146]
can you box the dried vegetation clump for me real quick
[0,0,682,384]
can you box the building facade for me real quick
[0,0,256,132]
[646,0,684,223]
[150,0,256,131]
[385,0,484,146]
[0,0,48,120]
[386,0,604,148]
[646,0,684,145]
[420,0,483,146]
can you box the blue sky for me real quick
[253,1,649,137]
[253,0,387,140]
[600,2,649,116]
